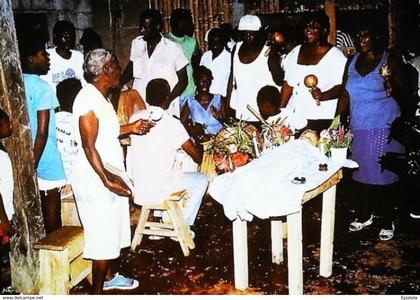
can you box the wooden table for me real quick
[232,169,343,295]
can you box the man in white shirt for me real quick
[121,9,188,117]
[41,21,85,92]
[127,79,208,226]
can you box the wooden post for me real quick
[387,0,396,48]
[233,218,248,290]
[271,220,283,264]
[325,0,336,45]
[287,211,303,295]
[0,0,45,293]
[319,185,337,277]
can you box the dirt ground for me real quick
[1,170,420,295]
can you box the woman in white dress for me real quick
[72,49,153,294]
[280,13,347,134]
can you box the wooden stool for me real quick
[131,190,195,256]
[34,226,91,295]
[61,197,81,226]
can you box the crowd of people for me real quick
[1,7,420,294]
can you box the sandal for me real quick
[410,212,420,219]
[379,223,395,241]
[349,214,374,232]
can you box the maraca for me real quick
[304,74,320,106]
[380,64,392,97]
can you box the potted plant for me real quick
[320,116,353,164]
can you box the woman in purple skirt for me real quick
[336,26,411,241]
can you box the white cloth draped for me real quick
[209,140,353,221]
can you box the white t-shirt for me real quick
[130,35,188,117]
[0,149,14,221]
[56,111,78,183]
[126,110,190,206]
[200,49,231,97]
[231,42,279,121]
[41,47,85,92]
[283,45,347,120]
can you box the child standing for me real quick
[19,34,66,234]
[257,85,307,132]
[56,78,82,192]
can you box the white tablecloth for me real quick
[209,140,355,221]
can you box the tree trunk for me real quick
[0,0,45,294]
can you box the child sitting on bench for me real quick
[127,78,208,227]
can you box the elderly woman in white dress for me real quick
[71,49,153,294]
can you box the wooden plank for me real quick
[61,197,81,226]
[167,201,190,256]
[33,226,83,252]
[145,221,174,229]
[131,207,150,250]
[233,218,248,290]
[319,184,337,277]
[271,220,283,264]
[69,254,92,288]
[39,249,70,295]
[287,211,303,295]
[302,170,342,204]
[0,0,45,293]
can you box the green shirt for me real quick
[165,32,198,97]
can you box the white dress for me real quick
[282,45,347,120]
[72,84,130,260]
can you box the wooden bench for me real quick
[33,226,91,295]
[131,190,195,256]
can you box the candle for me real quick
[253,132,260,158]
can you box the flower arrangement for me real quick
[203,120,263,174]
[261,116,293,148]
[320,116,353,154]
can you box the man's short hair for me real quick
[17,32,45,69]
[257,85,280,108]
[146,78,170,107]
[53,20,75,36]
[139,9,163,31]
[56,78,82,111]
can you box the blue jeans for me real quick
[183,172,208,225]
